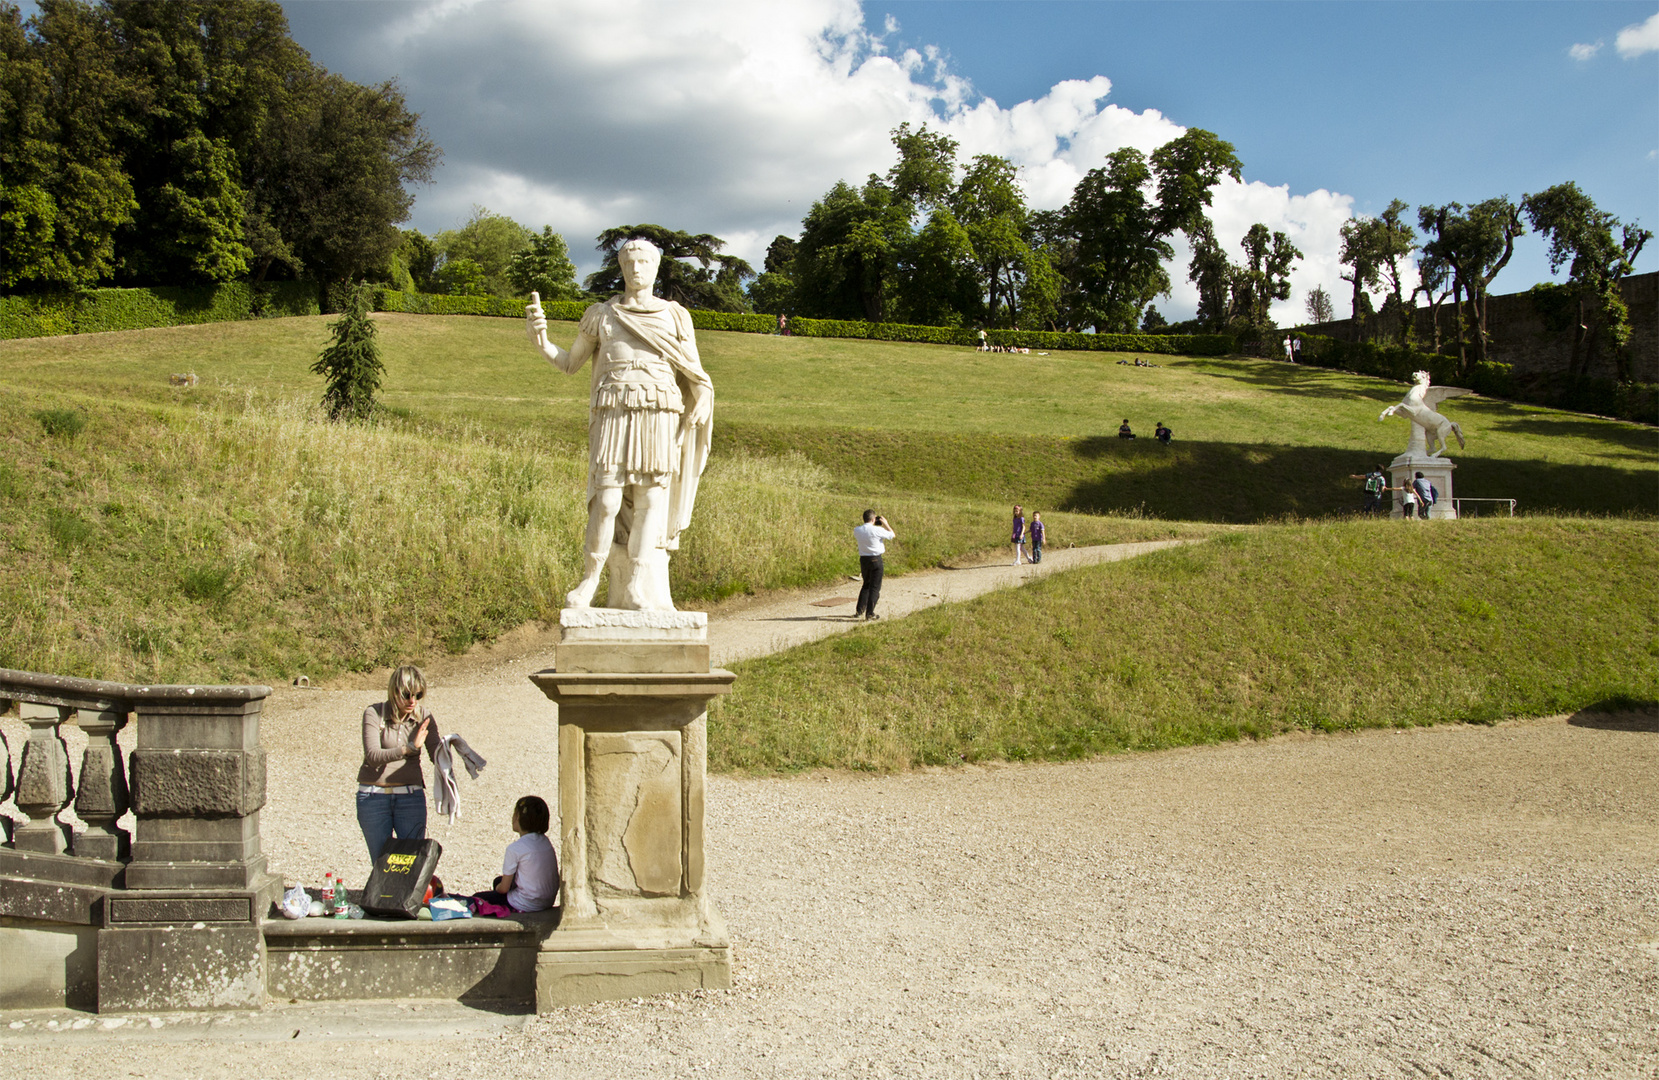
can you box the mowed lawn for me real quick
[2,313,1651,520]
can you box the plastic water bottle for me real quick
[334,873,350,918]
[320,873,335,915]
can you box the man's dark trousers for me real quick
[855,554,884,617]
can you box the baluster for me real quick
[73,708,130,861]
[0,708,13,844]
[14,703,73,854]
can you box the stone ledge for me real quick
[263,908,561,939]
[529,669,736,704]
[0,666,270,713]
[559,608,707,631]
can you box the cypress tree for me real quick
[311,285,383,420]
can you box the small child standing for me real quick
[1029,511,1045,564]
[470,795,561,919]
[1011,505,1028,565]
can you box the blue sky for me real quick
[34,1,1659,320]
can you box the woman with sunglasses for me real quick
[356,664,443,861]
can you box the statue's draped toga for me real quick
[573,296,712,552]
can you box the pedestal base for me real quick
[529,609,734,1009]
[1389,454,1457,519]
[536,920,732,1009]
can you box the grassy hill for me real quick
[5,312,1650,519]
[0,313,1653,688]
[711,518,1659,772]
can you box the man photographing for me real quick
[852,510,895,621]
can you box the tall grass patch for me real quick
[0,389,1199,682]
[709,518,1659,772]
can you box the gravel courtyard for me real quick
[2,546,1655,1077]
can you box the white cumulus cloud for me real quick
[1568,40,1603,61]
[1616,11,1659,57]
[320,0,1363,320]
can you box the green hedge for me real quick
[689,310,779,333]
[1,282,320,339]
[370,289,1234,355]
[1296,334,1516,398]
[788,317,1234,356]
[372,289,589,322]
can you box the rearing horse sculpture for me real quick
[1380,371,1471,458]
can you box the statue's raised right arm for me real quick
[525,291,596,375]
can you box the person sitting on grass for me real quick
[1154,421,1171,445]
[1118,419,1135,439]
[470,795,561,922]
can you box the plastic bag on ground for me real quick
[279,883,310,920]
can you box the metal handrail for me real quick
[1452,498,1517,518]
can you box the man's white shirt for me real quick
[854,523,894,556]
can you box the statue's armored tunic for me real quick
[580,298,685,483]
[572,295,712,549]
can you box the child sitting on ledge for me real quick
[470,795,561,922]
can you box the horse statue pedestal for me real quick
[1389,454,1457,519]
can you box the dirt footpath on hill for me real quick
[3,541,1656,1078]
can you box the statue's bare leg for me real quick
[568,486,624,608]
[622,482,673,610]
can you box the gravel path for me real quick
[3,542,1655,1077]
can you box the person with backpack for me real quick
[1349,465,1387,515]
[1412,471,1435,519]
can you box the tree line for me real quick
[752,123,1302,345]
[1,0,436,298]
[1314,184,1649,380]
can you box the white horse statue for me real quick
[1380,370,1471,458]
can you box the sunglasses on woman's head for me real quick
[401,690,425,702]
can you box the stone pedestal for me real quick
[1389,454,1457,519]
[102,685,277,1010]
[529,609,734,1009]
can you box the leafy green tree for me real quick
[886,122,959,212]
[763,234,797,275]
[1,0,138,291]
[953,154,1048,327]
[105,0,310,283]
[1151,128,1243,236]
[311,284,383,421]
[1338,218,1382,321]
[1186,219,1237,332]
[1234,224,1301,338]
[244,69,438,297]
[436,257,488,297]
[506,226,581,301]
[435,206,531,297]
[892,207,979,326]
[585,224,754,312]
[1409,249,1456,353]
[1063,148,1173,333]
[1339,199,1415,334]
[1304,285,1334,325]
[1418,198,1524,370]
[746,234,798,315]
[396,229,441,293]
[791,180,909,320]
[1522,181,1652,383]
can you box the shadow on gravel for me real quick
[1567,704,1659,732]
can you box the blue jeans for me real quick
[356,790,427,862]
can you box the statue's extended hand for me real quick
[525,290,546,343]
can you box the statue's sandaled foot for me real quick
[565,575,601,609]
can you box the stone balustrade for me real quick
[0,666,275,1010]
